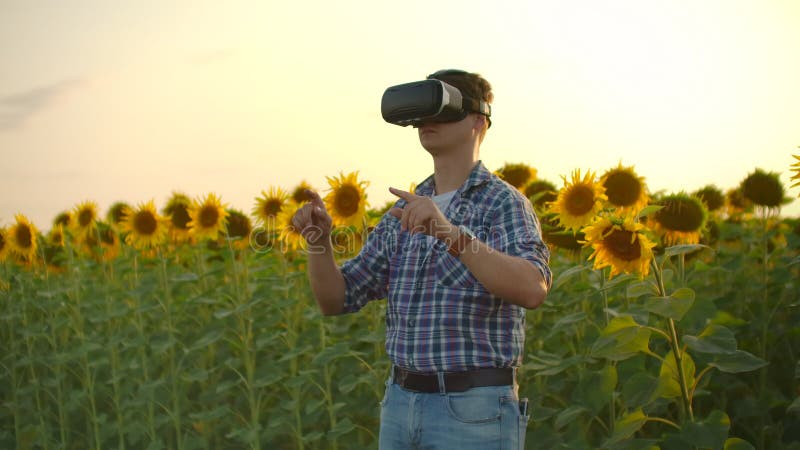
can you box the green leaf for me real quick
[621,373,659,408]
[591,316,652,361]
[664,244,710,258]
[683,324,738,355]
[327,417,356,439]
[554,263,590,290]
[554,405,588,430]
[724,437,756,450]
[681,410,730,449]
[656,350,696,399]
[604,408,648,447]
[574,365,617,413]
[644,287,695,321]
[627,280,658,299]
[708,350,768,373]
[312,343,349,366]
[637,205,663,218]
[788,396,800,415]
[189,405,232,422]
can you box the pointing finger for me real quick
[389,187,415,201]
[305,189,326,208]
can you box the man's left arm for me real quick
[389,187,552,309]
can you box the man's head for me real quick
[426,69,493,141]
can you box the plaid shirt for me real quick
[340,161,552,373]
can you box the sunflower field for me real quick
[2,157,800,450]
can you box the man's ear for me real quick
[472,114,487,131]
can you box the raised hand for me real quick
[291,189,333,245]
[388,187,456,241]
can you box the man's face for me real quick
[416,114,480,156]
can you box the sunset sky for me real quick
[2,0,799,229]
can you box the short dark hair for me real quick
[428,70,493,105]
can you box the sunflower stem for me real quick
[651,257,694,423]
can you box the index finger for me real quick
[304,189,325,208]
[389,187,417,201]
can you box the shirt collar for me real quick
[414,160,492,197]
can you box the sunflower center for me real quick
[171,205,191,229]
[78,209,94,227]
[227,213,251,238]
[603,172,641,207]
[264,199,283,218]
[564,185,596,216]
[134,211,158,235]
[99,228,116,245]
[504,167,531,188]
[603,227,641,262]
[199,206,219,228]
[334,185,361,217]
[15,225,33,249]
[655,198,705,232]
[742,171,784,207]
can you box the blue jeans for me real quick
[378,374,530,449]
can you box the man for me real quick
[292,69,552,449]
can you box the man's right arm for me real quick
[292,189,345,316]
[306,237,346,316]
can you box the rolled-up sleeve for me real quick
[488,193,553,291]
[339,214,394,314]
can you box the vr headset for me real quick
[381,70,492,128]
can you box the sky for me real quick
[2,0,799,230]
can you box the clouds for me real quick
[0,78,83,131]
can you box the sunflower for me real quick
[724,187,751,218]
[582,213,656,279]
[97,222,121,261]
[163,192,193,243]
[7,214,39,261]
[650,193,708,246]
[253,187,289,229]
[290,181,315,204]
[791,154,800,196]
[600,162,649,213]
[539,213,584,254]
[0,227,8,262]
[741,169,784,208]
[276,201,307,253]
[524,179,558,212]
[331,226,364,257]
[121,200,167,250]
[41,243,67,273]
[48,225,66,247]
[71,201,99,240]
[548,169,607,232]
[53,211,72,229]
[496,162,537,190]
[225,209,252,250]
[188,193,228,241]
[692,185,725,213]
[325,171,369,229]
[106,202,130,229]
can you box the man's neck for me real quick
[431,151,480,195]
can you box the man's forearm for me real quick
[306,240,346,316]
[458,239,548,309]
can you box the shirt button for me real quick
[408,319,415,327]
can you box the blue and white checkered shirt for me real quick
[339,161,552,373]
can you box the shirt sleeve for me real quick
[338,213,394,314]
[488,192,553,291]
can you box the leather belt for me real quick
[392,366,515,393]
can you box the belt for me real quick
[392,366,515,393]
